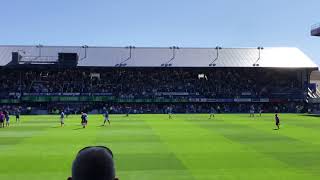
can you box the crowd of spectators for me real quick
[0,68,304,99]
[0,67,308,114]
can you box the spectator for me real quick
[68,146,118,180]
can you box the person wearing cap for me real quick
[68,146,118,180]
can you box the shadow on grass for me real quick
[73,127,85,130]
[299,114,320,118]
[51,126,61,128]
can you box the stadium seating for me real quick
[0,68,303,98]
[0,67,307,114]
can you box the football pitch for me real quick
[0,114,319,180]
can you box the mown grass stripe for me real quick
[146,114,310,180]
[189,114,320,178]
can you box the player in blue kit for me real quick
[102,107,110,126]
[60,110,65,127]
[167,106,173,119]
[209,107,215,119]
[125,106,130,117]
[65,106,70,118]
[258,106,263,117]
[249,105,255,117]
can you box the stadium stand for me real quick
[0,45,318,114]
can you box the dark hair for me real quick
[71,146,115,180]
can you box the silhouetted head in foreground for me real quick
[68,146,118,180]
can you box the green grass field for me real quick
[0,114,319,180]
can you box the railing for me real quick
[0,93,306,103]
[19,55,58,64]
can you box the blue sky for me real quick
[1,0,320,64]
